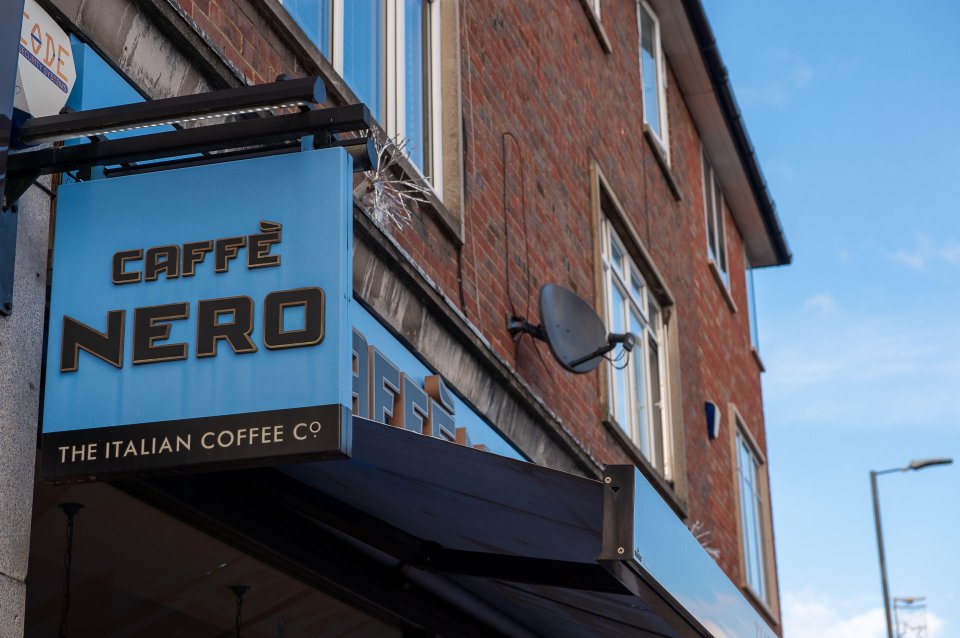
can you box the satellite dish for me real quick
[508,284,635,374]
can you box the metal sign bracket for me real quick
[0,76,376,315]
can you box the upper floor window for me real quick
[638,1,668,153]
[601,216,672,477]
[736,422,769,605]
[279,0,442,186]
[745,254,759,351]
[702,150,729,286]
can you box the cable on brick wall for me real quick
[501,131,549,373]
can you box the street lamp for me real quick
[871,458,952,638]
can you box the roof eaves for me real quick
[680,0,793,266]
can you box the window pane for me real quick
[610,236,624,277]
[629,310,648,456]
[648,294,660,335]
[630,273,644,307]
[648,336,664,471]
[752,490,766,595]
[404,0,426,171]
[639,6,661,139]
[749,483,763,591]
[715,183,728,279]
[704,162,717,261]
[282,0,330,56]
[746,262,759,349]
[737,433,768,602]
[740,470,754,583]
[602,214,670,477]
[344,0,383,120]
[611,286,629,432]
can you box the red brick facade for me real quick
[171,0,782,629]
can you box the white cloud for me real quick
[941,242,960,264]
[784,591,944,638]
[762,312,960,430]
[888,233,960,270]
[802,293,838,317]
[764,157,798,185]
[890,248,927,269]
[737,51,814,107]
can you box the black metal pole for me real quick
[230,585,250,638]
[58,502,85,638]
[0,0,23,195]
[870,471,894,638]
[0,0,25,316]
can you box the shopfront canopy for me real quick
[127,418,775,638]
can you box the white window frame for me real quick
[702,149,729,286]
[638,1,669,159]
[744,250,759,351]
[600,217,673,479]
[588,0,602,19]
[735,420,769,605]
[285,0,444,192]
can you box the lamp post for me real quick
[871,457,952,638]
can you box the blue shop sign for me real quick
[41,147,354,480]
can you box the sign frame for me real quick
[599,465,778,638]
[40,147,355,482]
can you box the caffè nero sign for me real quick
[41,148,354,481]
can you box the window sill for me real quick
[388,143,464,245]
[741,583,780,629]
[750,347,765,373]
[643,126,681,201]
[601,418,688,520]
[707,259,737,313]
[578,1,613,54]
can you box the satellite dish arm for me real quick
[568,332,636,369]
[507,315,548,342]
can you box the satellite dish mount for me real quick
[507,284,636,374]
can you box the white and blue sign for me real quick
[41,147,354,480]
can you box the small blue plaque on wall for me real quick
[41,147,353,481]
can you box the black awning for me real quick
[126,418,769,637]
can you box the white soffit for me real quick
[649,0,780,267]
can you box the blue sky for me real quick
[702,1,960,636]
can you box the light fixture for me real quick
[907,457,953,471]
[15,76,326,146]
[705,401,721,439]
[870,457,952,638]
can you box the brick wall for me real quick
[171,0,779,627]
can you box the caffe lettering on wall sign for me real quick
[59,222,327,372]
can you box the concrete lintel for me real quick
[44,0,216,100]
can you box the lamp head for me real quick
[907,457,953,471]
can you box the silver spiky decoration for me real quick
[355,135,433,230]
[688,520,721,560]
